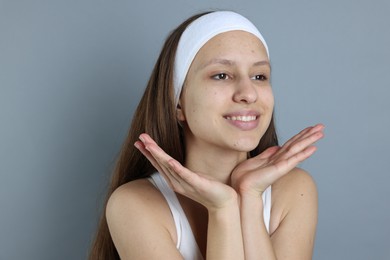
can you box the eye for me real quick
[252,74,268,81]
[212,73,230,80]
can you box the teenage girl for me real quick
[90,11,324,260]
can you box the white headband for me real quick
[173,11,269,104]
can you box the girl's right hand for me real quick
[134,133,238,211]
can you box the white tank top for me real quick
[149,172,272,260]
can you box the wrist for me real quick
[207,194,240,215]
[238,186,264,199]
[238,190,265,211]
[208,203,241,229]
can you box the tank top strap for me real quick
[149,172,182,248]
[262,185,272,233]
[149,172,204,260]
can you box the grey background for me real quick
[1,0,389,259]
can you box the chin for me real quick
[230,139,260,152]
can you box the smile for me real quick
[225,115,257,122]
[223,113,260,131]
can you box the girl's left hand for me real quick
[231,124,324,197]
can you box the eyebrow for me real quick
[197,58,270,71]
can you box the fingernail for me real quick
[313,124,323,130]
[139,135,145,143]
[134,142,140,149]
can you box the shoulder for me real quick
[107,178,162,214]
[272,167,317,204]
[269,168,318,258]
[106,178,175,234]
[106,178,169,234]
[270,168,318,233]
[106,178,181,259]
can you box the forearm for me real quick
[207,201,245,260]
[240,194,276,260]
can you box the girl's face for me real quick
[177,30,274,153]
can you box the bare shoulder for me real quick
[106,178,182,259]
[107,178,164,215]
[270,167,318,234]
[272,167,317,205]
[269,168,318,259]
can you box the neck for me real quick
[184,140,247,184]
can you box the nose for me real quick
[232,78,258,104]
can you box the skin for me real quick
[106,31,324,259]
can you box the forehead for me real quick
[192,30,268,67]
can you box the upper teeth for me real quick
[226,116,256,122]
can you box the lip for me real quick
[223,110,260,131]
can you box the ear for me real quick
[176,101,186,122]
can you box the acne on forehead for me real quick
[199,31,267,58]
[195,51,268,74]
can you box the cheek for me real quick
[268,94,275,109]
[187,87,221,110]
[261,88,274,110]
[183,96,204,124]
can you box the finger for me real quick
[234,146,280,172]
[280,124,324,151]
[143,139,198,192]
[142,141,175,170]
[137,134,184,188]
[295,124,324,144]
[257,146,280,160]
[274,131,323,163]
[260,146,318,186]
[272,125,324,160]
[290,145,318,164]
[144,144,184,186]
[242,146,317,191]
[139,134,220,197]
[139,134,177,170]
[134,141,166,176]
[156,158,207,196]
[280,126,314,150]
[168,160,217,196]
[275,145,317,175]
[169,160,201,186]
[238,146,280,172]
[139,133,159,148]
[295,124,324,143]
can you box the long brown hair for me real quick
[89,11,278,260]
